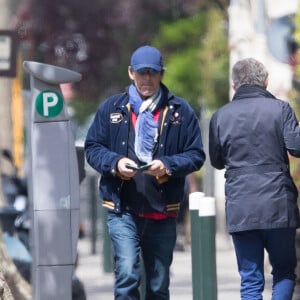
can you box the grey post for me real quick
[189,193,217,300]
[198,196,217,300]
[23,61,82,300]
[189,191,205,300]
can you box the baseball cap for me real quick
[130,46,164,72]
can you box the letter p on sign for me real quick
[36,90,64,118]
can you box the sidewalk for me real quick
[75,232,273,300]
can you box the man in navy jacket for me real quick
[209,57,300,300]
[85,45,205,299]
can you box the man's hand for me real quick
[144,159,166,177]
[117,158,138,178]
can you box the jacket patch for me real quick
[170,112,181,125]
[110,113,123,123]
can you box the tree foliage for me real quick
[13,0,229,122]
[15,0,202,99]
[288,10,300,193]
[153,8,229,113]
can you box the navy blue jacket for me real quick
[85,84,205,214]
[209,85,300,233]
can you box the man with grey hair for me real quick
[209,57,300,299]
[232,57,269,88]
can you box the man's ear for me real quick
[232,84,237,91]
[264,77,269,88]
[128,67,134,80]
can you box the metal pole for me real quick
[189,191,205,300]
[89,175,97,255]
[198,196,217,300]
[101,207,113,273]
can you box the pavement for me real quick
[75,231,273,300]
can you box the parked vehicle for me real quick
[1,149,86,299]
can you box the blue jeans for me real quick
[231,228,297,300]
[107,211,177,300]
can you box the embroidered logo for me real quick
[110,113,123,123]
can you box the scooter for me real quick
[0,149,31,282]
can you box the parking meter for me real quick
[23,61,82,300]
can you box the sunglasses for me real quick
[135,68,160,75]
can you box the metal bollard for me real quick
[89,175,98,255]
[189,192,205,300]
[101,208,113,273]
[189,193,217,300]
[198,196,217,300]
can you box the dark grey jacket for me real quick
[209,85,300,233]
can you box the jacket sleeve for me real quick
[209,112,225,170]
[159,106,206,177]
[84,101,123,176]
[283,102,300,157]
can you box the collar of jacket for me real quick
[232,84,276,101]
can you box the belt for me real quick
[225,164,289,178]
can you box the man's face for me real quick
[128,67,163,99]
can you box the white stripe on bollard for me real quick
[198,196,215,217]
[189,192,205,210]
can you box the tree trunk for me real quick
[0,225,32,299]
[0,268,13,300]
